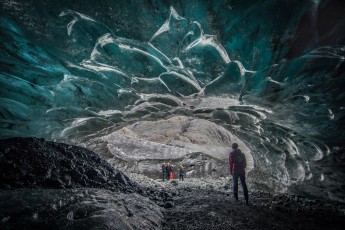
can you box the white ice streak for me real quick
[150,7,231,63]
[266,77,285,86]
[97,110,123,117]
[150,20,170,42]
[147,42,173,65]
[150,6,188,42]
[284,137,300,156]
[185,22,231,63]
[92,33,169,71]
[80,60,130,80]
[1,216,11,223]
[308,46,345,60]
[60,117,109,137]
[227,105,272,120]
[320,174,324,181]
[118,43,167,68]
[303,95,310,102]
[179,31,195,54]
[310,142,324,161]
[90,33,114,60]
[233,60,255,74]
[59,10,96,36]
[328,109,335,120]
[159,71,201,91]
[172,57,184,68]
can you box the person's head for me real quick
[232,143,238,149]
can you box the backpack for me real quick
[232,149,245,165]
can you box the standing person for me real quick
[179,164,185,181]
[229,143,249,204]
[166,163,171,180]
[161,162,166,181]
[170,164,175,179]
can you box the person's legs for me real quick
[233,174,239,200]
[162,172,165,181]
[239,173,249,204]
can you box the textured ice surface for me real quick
[106,131,193,161]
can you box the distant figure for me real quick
[161,162,166,181]
[229,143,249,204]
[179,164,185,181]
[166,163,171,180]
[170,164,175,179]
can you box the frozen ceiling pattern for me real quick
[0,0,344,202]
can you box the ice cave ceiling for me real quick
[1,0,345,202]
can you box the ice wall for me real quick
[1,0,345,202]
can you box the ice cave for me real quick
[1,0,345,229]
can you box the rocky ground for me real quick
[162,188,345,230]
[1,138,345,229]
[128,173,345,230]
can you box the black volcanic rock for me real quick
[0,137,169,229]
[0,137,135,192]
[0,188,163,230]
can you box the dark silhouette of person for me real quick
[179,164,185,181]
[166,163,171,180]
[161,162,166,181]
[229,143,249,204]
[170,164,175,179]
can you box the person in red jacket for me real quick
[229,143,249,204]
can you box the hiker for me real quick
[161,162,166,181]
[229,143,249,204]
[179,164,185,181]
[166,163,171,180]
[170,164,175,179]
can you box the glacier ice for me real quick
[1,0,345,203]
